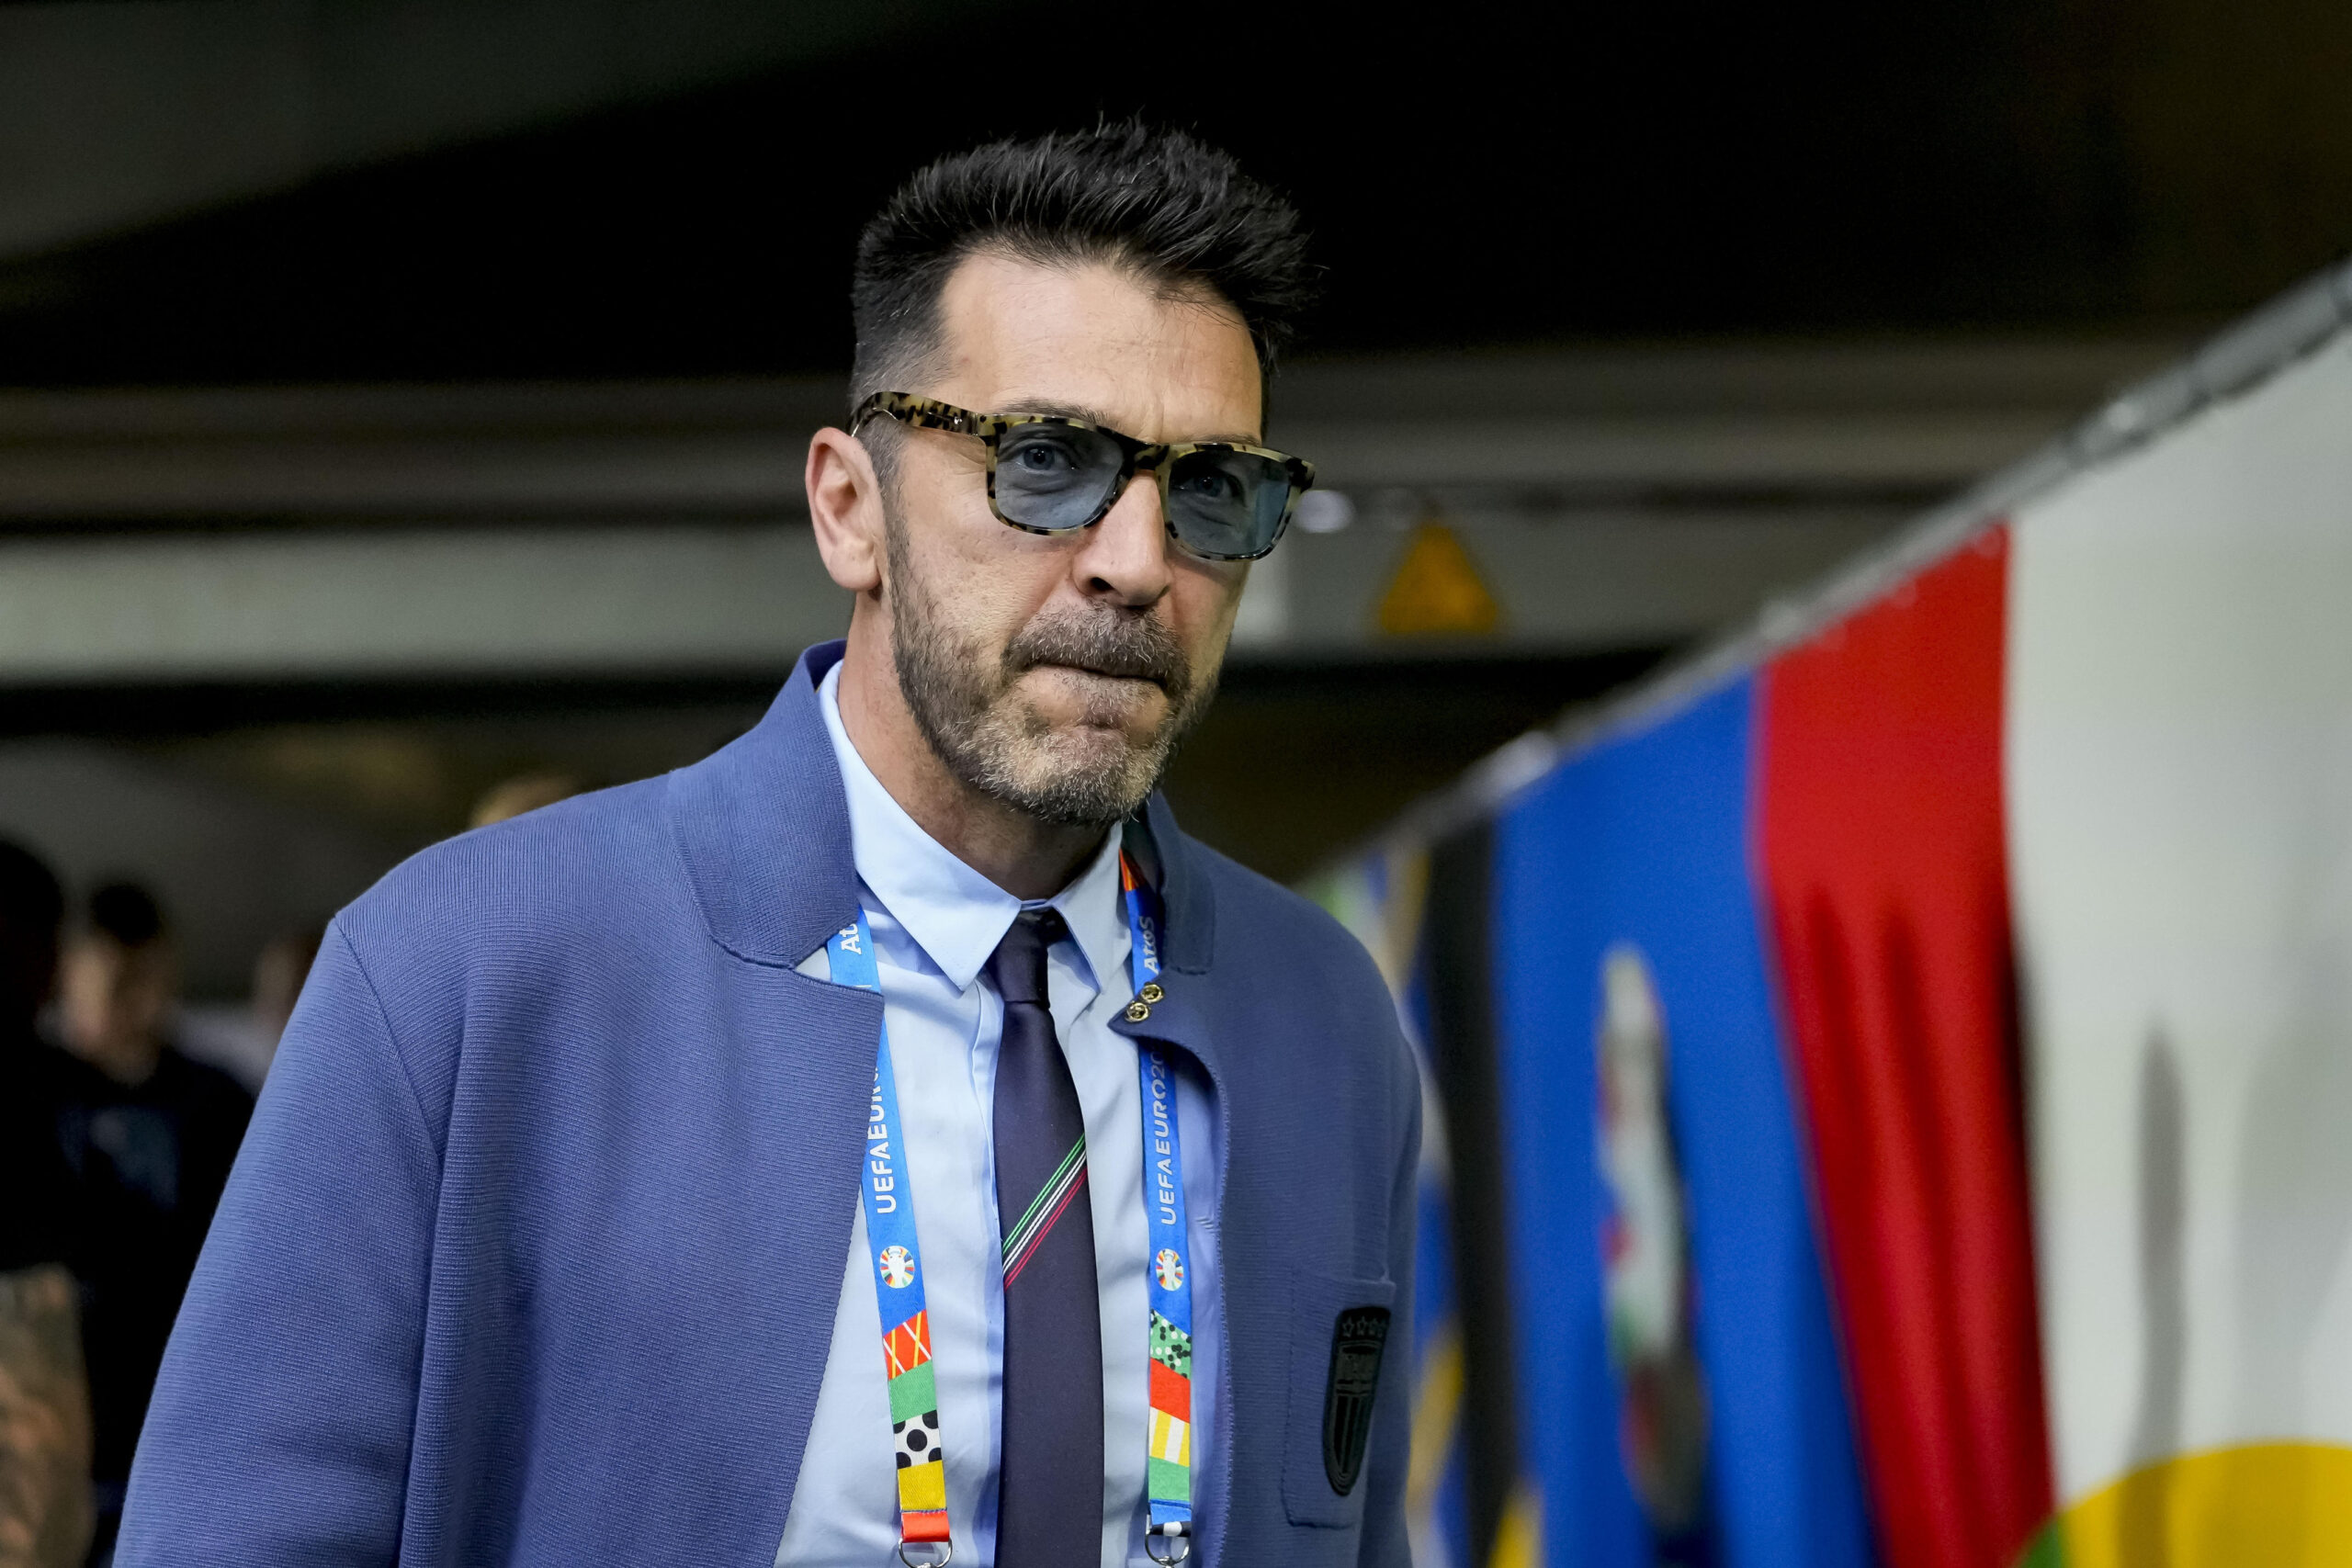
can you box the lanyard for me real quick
[830,915,951,1562]
[1124,856,1195,1563]
[827,852,1195,1568]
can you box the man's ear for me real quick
[808,426,886,595]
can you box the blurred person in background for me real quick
[40,885,249,1565]
[467,772,581,829]
[0,841,94,1568]
[245,924,324,1066]
[169,924,328,1096]
[117,124,1416,1568]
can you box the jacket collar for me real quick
[668,641,860,968]
[1126,794,1213,976]
[669,639,1215,976]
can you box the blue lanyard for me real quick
[1123,858,1195,1559]
[828,853,1195,1567]
[827,915,951,1563]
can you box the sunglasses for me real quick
[851,392,1314,562]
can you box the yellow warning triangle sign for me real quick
[1376,519,1501,637]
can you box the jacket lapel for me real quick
[663,641,885,1549]
[669,639,861,967]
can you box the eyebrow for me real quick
[992,396,1262,447]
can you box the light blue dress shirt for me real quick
[777,663,1223,1568]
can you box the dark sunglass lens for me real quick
[992,423,1126,531]
[1166,449,1294,558]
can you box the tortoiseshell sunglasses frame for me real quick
[850,391,1315,562]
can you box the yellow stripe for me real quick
[1149,1409,1191,1467]
[1407,1322,1464,1515]
[1487,1477,1543,1568]
[897,1460,946,1513]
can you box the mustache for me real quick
[1004,610,1191,697]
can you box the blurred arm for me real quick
[0,1264,94,1568]
[113,924,439,1568]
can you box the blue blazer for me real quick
[118,643,1419,1568]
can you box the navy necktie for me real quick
[988,908,1103,1565]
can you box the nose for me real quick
[1069,468,1175,607]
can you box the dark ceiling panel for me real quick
[0,0,2345,383]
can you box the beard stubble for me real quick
[884,509,1220,828]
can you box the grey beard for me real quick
[885,513,1214,829]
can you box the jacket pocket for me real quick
[1281,1271,1398,1529]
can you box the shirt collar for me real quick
[819,661,1126,997]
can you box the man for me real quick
[0,842,94,1568]
[119,123,1418,1568]
[40,885,250,1563]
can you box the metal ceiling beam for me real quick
[0,337,2180,523]
[0,336,2188,676]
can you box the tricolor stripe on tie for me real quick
[999,1136,1088,1286]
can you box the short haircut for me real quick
[850,120,1315,423]
[87,881,167,949]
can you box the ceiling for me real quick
[0,0,2346,384]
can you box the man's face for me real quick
[876,252,1262,827]
[61,933,175,1070]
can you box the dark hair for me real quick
[0,839,63,1020]
[88,880,167,949]
[850,121,1315,418]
